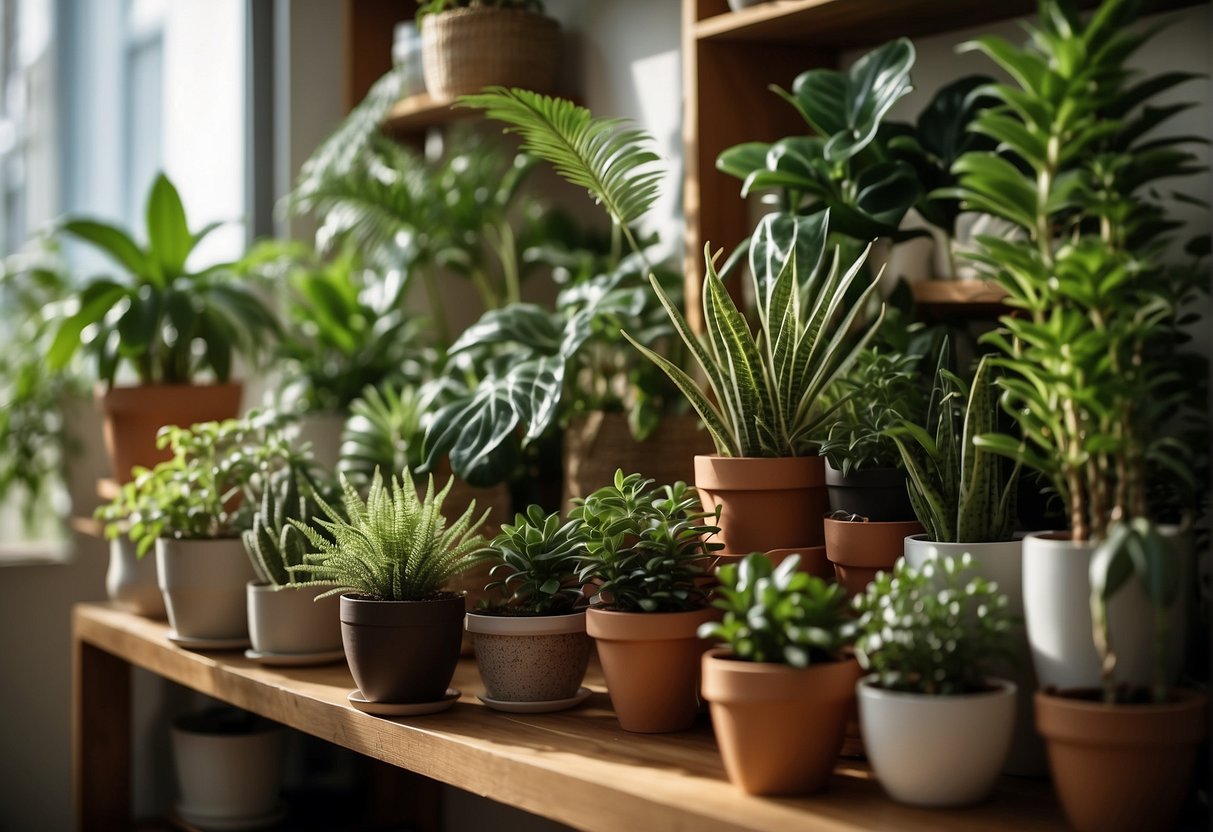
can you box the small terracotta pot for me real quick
[824,517,922,595]
[825,463,915,521]
[701,648,860,795]
[466,610,591,703]
[96,383,243,483]
[764,546,831,580]
[1036,688,1208,832]
[340,593,465,704]
[694,455,827,555]
[586,605,719,733]
[247,583,342,658]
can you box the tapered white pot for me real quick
[106,536,166,618]
[157,538,257,641]
[247,582,342,656]
[171,709,283,824]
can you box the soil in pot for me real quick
[467,610,591,702]
[825,463,915,522]
[247,582,342,657]
[157,537,257,641]
[824,516,922,595]
[172,707,283,823]
[694,455,827,555]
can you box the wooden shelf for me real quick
[911,279,1008,317]
[74,603,1067,832]
[382,93,471,134]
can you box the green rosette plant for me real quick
[484,504,586,615]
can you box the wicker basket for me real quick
[421,7,560,102]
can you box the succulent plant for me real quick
[485,504,585,615]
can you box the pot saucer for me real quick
[347,688,461,716]
[168,632,251,651]
[175,800,286,830]
[477,686,593,714]
[243,648,346,667]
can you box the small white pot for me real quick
[289,411,347,470]
[1022,531,1188,690]
[247,582,343,656]
[465,610,591,702]
[858,676,1016,807]
[106,536,166,618]
[157,538,257,641]
[171,708,283,822]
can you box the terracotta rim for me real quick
[96,382,243,414]
[466,610,586,636]
[693,455,825,490]
[585,605,718,641]
[701,648,861,703]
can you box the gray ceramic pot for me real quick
[247,583,342,656]
[156,537,256,640]
[107,536,166,618]
[466,610,591,702]
[825,463,915,522]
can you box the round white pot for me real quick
[289,411,347,470]
[466,610,591,702]
[171,708,283,823]
[157,538,257,641]
[858,676,1016,807]
[1022,531,1188,691]
[247,582,343,656]
[903,535,1044,776]
[106,536,166,618]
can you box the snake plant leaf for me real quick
[146,174,193,280]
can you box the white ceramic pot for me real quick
[290,411,347,470]
[157,538,257,641]
[171,708,283,823]
[1022,531,1188,691]
[903,535,1044,776]
[858,676,1016,807]
[247,582,343,656]
[106,536,166,618]
[465,610,591,703]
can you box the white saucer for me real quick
[167,632,251,651]
[347,688,461,716]
[243,648,346,667]
[176,800,286,830]
[478,686,594,713]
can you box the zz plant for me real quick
[485,505,585,615]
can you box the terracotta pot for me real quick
[764,546,831,580]
[421,7,560,102]
[694,455,827,555]
[466,610,591,703]
[171,708,282,825]
[246,582,342,657]
[1036,688,1208,832]
[824,517,922,595]
[563,412,711,511]
[701,648,860,795]
[156,538,256,641]
[586,605,719,733]
[106,536,165,618]
[825,463,915,522]
[96,383,243,483]
[340,593,465,704]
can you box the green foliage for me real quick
[417,0,542,22]
[97,411,304,555]
[339,384,426,489]
[49,173,278,386]
[571,470,720,613]
[485,504,585,615]
[699,553,854,668]
[289,470,490,602]
[243,465,336,587]
[853,554,1013,695]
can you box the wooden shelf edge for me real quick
[382,92,467,134]
[911,278,1007,306]
[70,516,107,538]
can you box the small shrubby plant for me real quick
[485,505,585,615]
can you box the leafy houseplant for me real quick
[698,553,859,796]
[291,470,489,705]
[852,555,1017,806]
[49,173,278,481]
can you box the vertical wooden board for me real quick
[343,0,416,112]
[73,639,132,831]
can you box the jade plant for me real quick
[483,504,586,615]
[852,554,1013,695]
[243,465,335,588]
[571,470,720,613]
[289,470,489,602]
[699,552,854,667]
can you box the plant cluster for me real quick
[820,346,925,474]
[243,464,337,588]
[338,384,426,488]
[417,0,543,22]
[700,553,854,667]
[485,504,585,615]
[853,554,1013,695]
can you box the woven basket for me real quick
[422,7,560,102]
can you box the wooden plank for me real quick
[342,0,415,112]
[911,279,1008,319]
[73,636,131,831]
[74,603,1066,832]
[382,93,470,135]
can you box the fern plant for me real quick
[243,465,334,588]
[290,469,490,602]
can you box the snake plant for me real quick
[243,465,332,588]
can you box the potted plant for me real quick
[465,505,591,711]
[243,465,345,665]
[462,90,885,557]
[48,173,278,482]
[418,1,559,103]
[573,470,720,733]
[289,470,490,712]
[1036,518,1207,832]
[699,552,857,796]
[97,412,299,646]
[852,554,1016,807]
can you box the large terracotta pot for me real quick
[824,463,915,521]
[823,517,922,595]
[1036,689,1207,832]
[701,648,860,795]
[563,411,711,511]
[466,610,591,705]
[156,537,256,641]
[106,536,165,618]
[97,383,243,483]
[765,546,831,580]
[340,593,465,704]
[246,583,342,658]
[586,605,719,733]
[694,455,827,555]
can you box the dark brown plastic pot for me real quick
[694,455,827,555]
[97,383,243,483]
[1036,688,1208,832]
[824,517,923,595]
[825,463,915,521]
[586,605,720,733]
[701,648,861,795]
[339,593,465,704]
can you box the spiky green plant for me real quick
[243,465,332,588]
[338,384,425,489]
[289,469,489,601]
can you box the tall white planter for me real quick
[106,537,166,618]
[1022,531,1187,691]
[903,535,1043,776]
[157,538,257,642]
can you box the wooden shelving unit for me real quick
[74,603,1068,832]
[382,93,470,134]
[911,279,1009,318]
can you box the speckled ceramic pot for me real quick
[466,610,591,704]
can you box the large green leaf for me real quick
[146,173,192,279]
[46,279,130,370]
[60,220,150,281]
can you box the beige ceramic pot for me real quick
[246,582,342,658]
[694,455,827,555]
[824,517,922,595]
[156,537,256,641]
[466,610,591,705]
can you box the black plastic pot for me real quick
[825,464,916,522]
